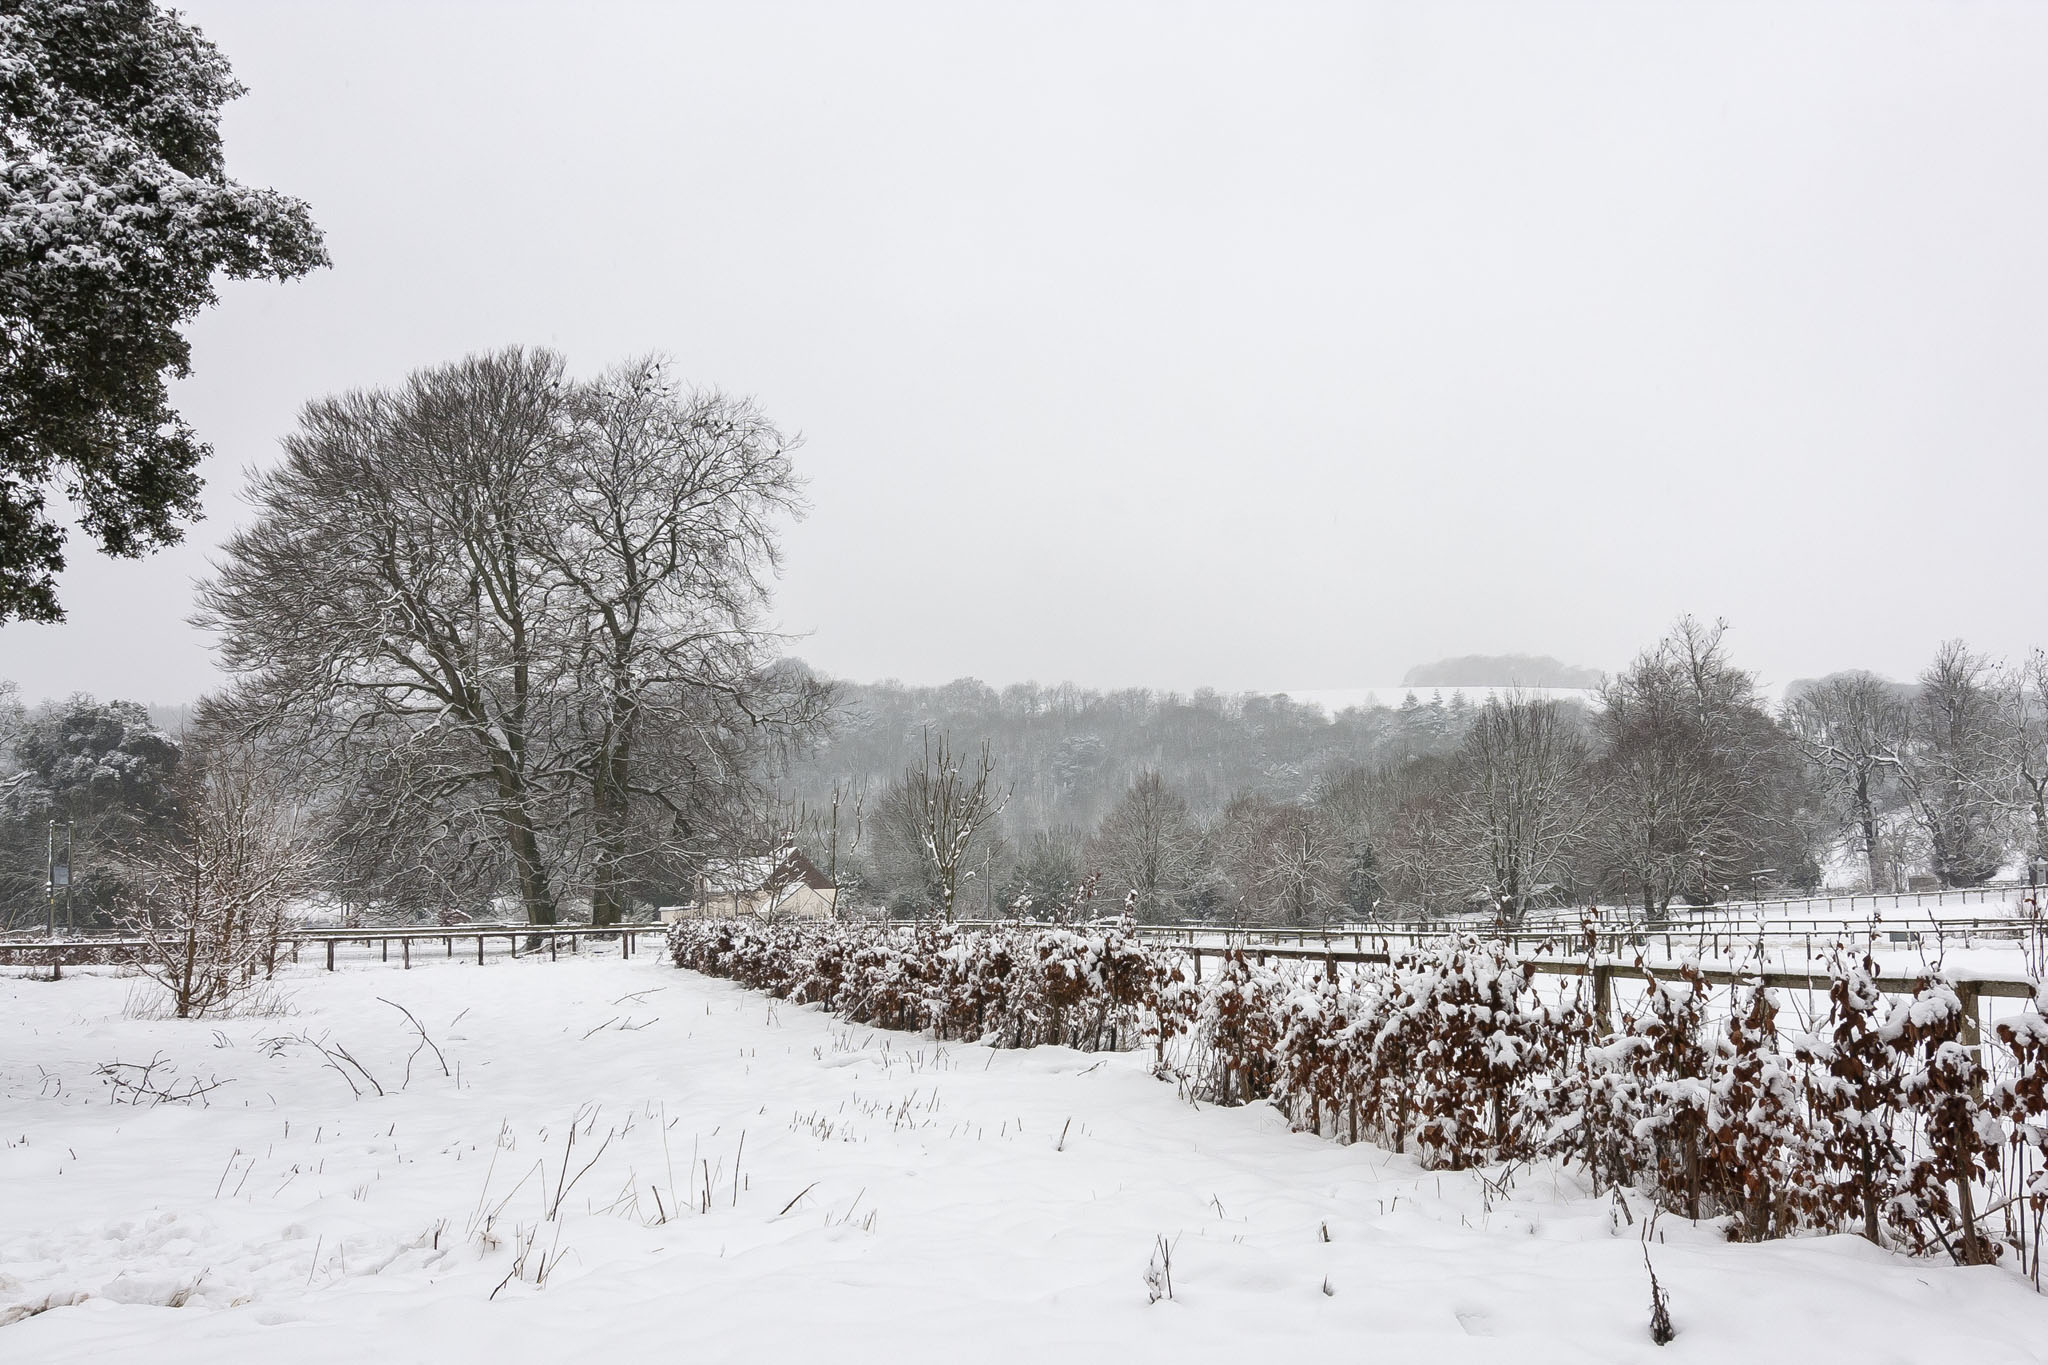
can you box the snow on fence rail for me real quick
[1182,942,2038,1043]
[1002,908,2048,972]
[666,915,2048,1277]
[0,922,666,970]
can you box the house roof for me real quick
[701,846,835,895]
[763,848,835,893]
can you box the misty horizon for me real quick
[4,1,2045,704]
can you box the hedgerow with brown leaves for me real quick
[669,918,2048,1271]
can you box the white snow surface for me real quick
[4,954,2046,1363]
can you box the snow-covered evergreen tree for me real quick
[0,0,326,621]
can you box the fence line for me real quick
[1180,942,2039,1048]
[0,922,666,971]
[950,915,2047,964]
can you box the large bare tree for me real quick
[1589,617,1815,917]
[1211,792,1347,927]
[200,349,573,924]
[1368,758,1463,919]
[199,348,819,926]
[1786,672,1909,891]
[1451,693,1589,927]
[1898,640,2012,888]
[545,359,823,923]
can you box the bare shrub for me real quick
[124,744,316,1019]
[95,1053,230,1106]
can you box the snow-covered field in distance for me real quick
[1278,678,1815,717]
[1276,685,1600,716]
[5,955,2045,1363]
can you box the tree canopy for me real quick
[0,0,326,622]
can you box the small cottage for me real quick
[663,846,838,923]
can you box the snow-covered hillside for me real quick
[1279,685,1600,716]
[4,955,2045,1362]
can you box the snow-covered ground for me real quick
[5,953,2046,1363]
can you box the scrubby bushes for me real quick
[670,918,2048,1268]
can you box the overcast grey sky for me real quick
[3,0,2045,706]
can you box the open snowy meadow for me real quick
[5,950,2047,1364]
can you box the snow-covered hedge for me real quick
[667,917,1186,1055]
[671,919,2048,1263]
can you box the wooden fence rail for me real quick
[0,923,665,971]
[9,919,2040,1049]
[1181,942,2040,1046]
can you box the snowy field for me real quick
[5,953,2047,1364]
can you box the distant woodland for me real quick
[771,624,2048,925]
[4,338,2045,936]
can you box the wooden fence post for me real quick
[326,938,335,972]
[476,934,484,966]
[1592,963,1613,1033]
[1958,982,1981,1049]
[402,938,410,970]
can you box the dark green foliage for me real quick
[0,693,180,925]
[0,0,326,621]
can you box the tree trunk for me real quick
[2029,779,2048,881]
[1854,773,1882,891]
[178,916,199,1020]
[590,737,629,928]
[1953,1174,1990,1264]
[494,782,556,926]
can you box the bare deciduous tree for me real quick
[546,360,824,924]
[1898,640,2012,888]
[1590,617,1811,917]
[1451,693,1589,927]
[126,745,316,1018]
[1369,760,1462,920]
[1786,672,1909,892]
[200,349,574,924]
[884,730,1008,922]
[2013,649,2048,883]
[1211,792,1347,927]
[199,349,821,927]
[1087,770,1206,922]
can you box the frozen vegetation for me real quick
[4,948,2047,1362]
